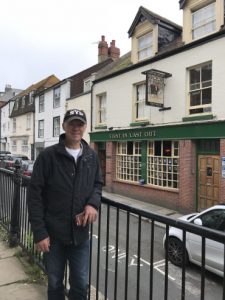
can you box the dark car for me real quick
[1,154,29,170]
[0,151,11,162]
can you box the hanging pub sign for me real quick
[142,69,172,107]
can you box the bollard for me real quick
[9,160,22,247]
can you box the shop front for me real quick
[90,121,225,213]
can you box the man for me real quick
[27,109,102,300]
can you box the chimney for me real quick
[98,35,109,63]
[5,84,12,92]
[108,40,120,60]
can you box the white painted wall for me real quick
[35,81,71,151]
[92,37,225,129]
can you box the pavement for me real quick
[0,191,182,299]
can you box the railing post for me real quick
[9,160,22,247]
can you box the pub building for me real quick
[89,3,225,213]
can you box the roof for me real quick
[95,52,132,81]
[10,74,60,118]
[128,6,182,38]
[179,0,186,9]
[69,58,114,97]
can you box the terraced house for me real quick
[9,75,60,159]
[89,1,225,213]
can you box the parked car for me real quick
[0,151,11,162]
[23,161,34,176]
[163,205,225,277]
[0,154,29,170]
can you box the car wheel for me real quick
[167,237,188,267]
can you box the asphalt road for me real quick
[90,205,223,300]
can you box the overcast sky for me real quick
[0,0,183,92]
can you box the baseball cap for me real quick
[63,109,87,124]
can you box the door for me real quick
[198,155,220,210]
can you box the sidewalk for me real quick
[0,192,182,299]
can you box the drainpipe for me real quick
[90,82,95,132]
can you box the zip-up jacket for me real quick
[27,134,103,245]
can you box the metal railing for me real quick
[0,165,225,299]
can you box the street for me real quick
[90,205,223,300]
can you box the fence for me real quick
[0,164,225,300]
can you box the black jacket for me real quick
[27,134,102,245]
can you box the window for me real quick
[21,96,25,108]
[38,120,44,138]
[13,118,16,133]
[192,2,216,40]
[14,100,19,110]
[97,94,106,124]
[28,92,34,104]
[53,87,60,108]
[84,79,92,92]
[135,83,146,119]
[21,139,28,153]
[12,140,17,152]
[147,141,179,189]
[138,32,153,61]
[27,114,31,129]
[189,62,212,115]
[39,94,45,112]
[197,210,225,231]
[53,116,60,137]
[116,141,141,182]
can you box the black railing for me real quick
[0,166,225,299]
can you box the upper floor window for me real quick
[39,94,45,113]
[138,32,153,61]
[53,87,60,108]
[192,2,216,40]
[53,116,60,137]
[38,120,44,138]
[28,92,34,105]
[135,83,146,120]
[12,140,17,152]
[13,118,16,133]
[189,62,212,115]
[21,139,28,153]
[14,100,19,110]
[84,79,92,92]
[97,93,106,124]
[21,96,25,108]
[27,114,31,129]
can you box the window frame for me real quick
[53,116,60,137]
[39,94,45,113]
[53,87,60,108]
[97,93,107,125]
[135,83,146,120]
[188,62,212,115]
[137,32,153,61]
[38,119,44,138]
[192,2,216,40]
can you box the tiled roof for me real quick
[10,75,60,118]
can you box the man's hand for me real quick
[75,205,97,227]
[36,237,50,252]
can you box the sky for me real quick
[0,0,183,92]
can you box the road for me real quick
[90,205,223,300]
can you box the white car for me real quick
[164,205,225,277]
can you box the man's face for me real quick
[62,119,86,144]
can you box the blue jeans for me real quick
[44,239,90,300]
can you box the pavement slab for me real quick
[0,283,46,300]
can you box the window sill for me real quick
[130,121,150,127]
[182,114,214,122]
[95,125,107,130]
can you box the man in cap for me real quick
[28,109,102,300]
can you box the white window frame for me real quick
[192,2,216,40]
[14,100,19,110]
[27,114,31,129]
[135,83,146,120]
[12,140,17,152]
[12,118,16,133]
[116,141,142,182]
[39,94,45,113]
[147,140,179,189]
[38,120,44,138]
[21,96,25,108]
[138,32,153,61]
[188,62,212,115]
[21,139,28,153]
[97,94,107,125]
[53,116,60,137]
[53,87,60,108]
